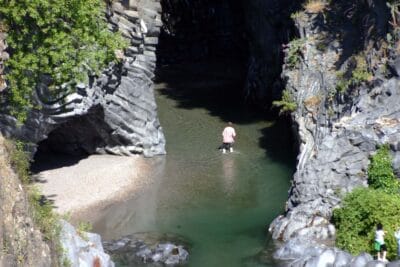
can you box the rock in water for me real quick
[103,233,189,266]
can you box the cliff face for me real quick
[242,0,300,106]
[0,135,52,266]
[0,0,165,157]
[270,0,400,253]
[0,0,298,156]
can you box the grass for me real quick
[4,139,30,184]
[335,54,372,93]
[304,0,328,14]
[77,221,93,241]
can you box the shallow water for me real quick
[92,64,295,266]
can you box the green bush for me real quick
[333,187,400,260]
[272,89,298,114]
[335,55,372,94]
[286,38,305,69]
[368,145,400,194]
[0,0,127,122]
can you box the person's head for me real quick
[377,223,383,230]
[228,122,233,126]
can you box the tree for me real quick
[0,0,127,121]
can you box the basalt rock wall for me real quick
[269,0,400,263]
[0,0,165,157]
[242,0,300,106]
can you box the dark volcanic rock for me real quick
[0,0,165,157]
[269,2,400,265]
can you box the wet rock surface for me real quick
[103,232,189,266]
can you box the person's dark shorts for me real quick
[222,142,233,149]
[381,243,387,252]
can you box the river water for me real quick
[92,63,295,266]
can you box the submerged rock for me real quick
[103,232,189,266]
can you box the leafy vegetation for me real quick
[333,188,400,260]
[335,54,372,93]
[0,0,127,122]
[28,186,60,241]
[272,89,298,114]
[334,145,400,260]
[286,38,305,69]
[368,145,400,194]
[77,221,93,241]
[4,139,30,184]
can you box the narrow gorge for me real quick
[2,0,400,266]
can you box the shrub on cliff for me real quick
[335,54,372,93]
[333,187,400,260]
[272,89,297,114]
[286,38,305,69]
[368,145,400,194]
[0,0,127,122]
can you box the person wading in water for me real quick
[221,122,236,154]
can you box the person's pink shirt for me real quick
[222,126,236,143]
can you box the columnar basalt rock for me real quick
[269,3,400,264]
[0,0,165,157]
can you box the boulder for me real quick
[60,220,114,267]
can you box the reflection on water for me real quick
[92,157,166,239]
[91,66,295,267]
[221,154,236,196]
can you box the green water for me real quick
[93,64,295,267]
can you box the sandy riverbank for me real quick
[34,154,160,220]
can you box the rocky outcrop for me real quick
[0,0,165,157]
[0,135,52,266]
[60,220,114,267]
[270,0,400,262]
